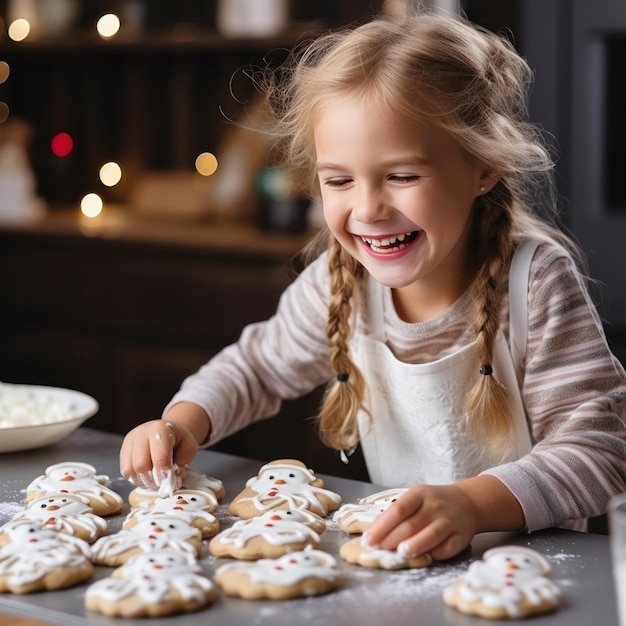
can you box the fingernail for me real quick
[398,540,414,557]
[361,532,378,549]
[137,472,157,490]
[158,468,171,482]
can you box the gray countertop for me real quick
[0,428,619,625]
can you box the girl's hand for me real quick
[119,419,199,490]
[362,476,524,561]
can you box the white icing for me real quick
[91,514,201,561]
[155,466,181,497]
[214,510,320,549]
[8,494,106,540]
[358,546,420,569]
[239,462,341,515]
[179,468,224,495]
[216,547,338,586]
[0,524,91,586]
[334,488,407,529]
[124,490,218,534]
[131,468,223,501]
[27,461,123,508]
[0,382,74,427]
[86,551,214,604]
[445,546,561,617]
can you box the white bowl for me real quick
[0,384,99,453]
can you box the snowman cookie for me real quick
[85,550,217,618]
[5,493,107,543]
[228,459,342,519]
[214,547,340,600]
[334,488,407,534]
[443,546,561,619]
[128,467,225,507]
[26,461,124,516]
[339,537,432,570]
[209,509,325,560]
[0,523,93,593]
[124,489,220,539]
[91,513,203,566]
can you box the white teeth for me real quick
[361,232,415,249]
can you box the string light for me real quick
[8,19,30,42]
[195,152,218,176]
[80,193,103,218]
[96,14,120,39]
[0,62,10,84]
[51,132,73,158]
[99,162,122,187]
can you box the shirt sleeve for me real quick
[162,253,333,445]
[483,243,626,531]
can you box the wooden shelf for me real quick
[0,207,311,259]
[0,21,324,56]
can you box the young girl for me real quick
[120,10,626,560]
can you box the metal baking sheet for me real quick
[0,428,619,625]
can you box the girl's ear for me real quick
[476,169,500,196]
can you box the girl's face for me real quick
[314,98,495,321]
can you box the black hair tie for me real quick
[336,372,349,383]
[479,364,493,376]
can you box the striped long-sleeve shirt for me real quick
[165,241,626,531]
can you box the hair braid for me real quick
[318,235,368,451]
[466,182,516,453]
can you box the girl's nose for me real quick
[352,186,388,223]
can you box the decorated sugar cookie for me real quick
[339,536,432,570]
[334,488,407,534]
[5,493,107,543]
[26,461,123,516]
[228,459,342,519]
[85,550,217,618]
[91,514,203,567]
[443,546,561,619]
[209,509,324,560]
[124,490,220,538]
[128,467,225,508]
[214,547,340,600]
[0,523,93,593]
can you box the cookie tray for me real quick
[0,428,617,626]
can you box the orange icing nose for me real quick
[507,563,520,570]
[270,515,282,521]
[60,475,75,481]
[47,505,60,511]
[274,479,287,485]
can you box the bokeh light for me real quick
[99,161,122,187]
[195,152,218,176]
[0,62,10,84]
[51,132,74,157]
[8,19,30,42]
[81,193,103,218]
[0,103,9,124]
[96,14,120,39]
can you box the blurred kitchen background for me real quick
[0,0,624,476]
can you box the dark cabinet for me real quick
[0,211,369,479]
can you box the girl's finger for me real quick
[363,488,425,547]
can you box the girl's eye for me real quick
[389,174,420,183]
[324,177,352,188]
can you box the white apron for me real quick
[355,241,539,487]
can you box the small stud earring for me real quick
[480,186,486,193]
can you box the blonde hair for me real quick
[262,11,583,454]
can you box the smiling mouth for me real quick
[359,231,420,253]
